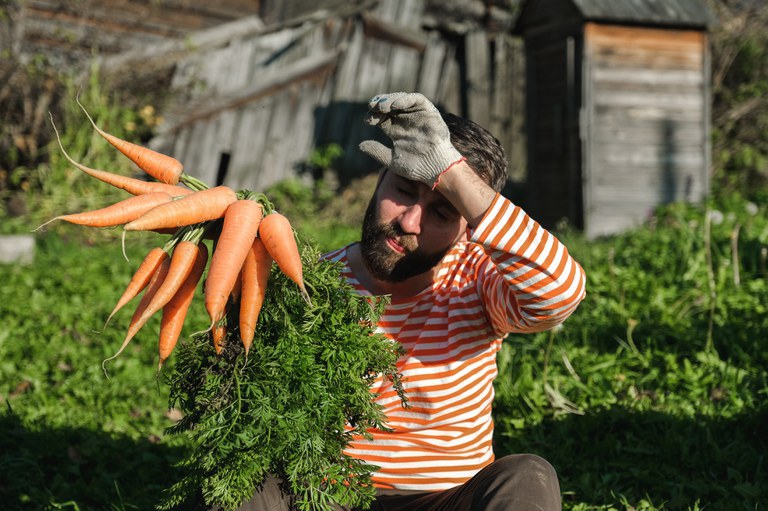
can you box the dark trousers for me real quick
[226,454,561,511]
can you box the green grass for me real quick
[492,198,768,510]
[0,231,199,510]
[1,192,766,510]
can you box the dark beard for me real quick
[359,195,450,283]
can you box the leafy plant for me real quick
[1,63,167,237]
[493,194,768,510]
[708,0,768,198]
[159,244,406,511]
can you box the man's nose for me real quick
[398,203,422,235]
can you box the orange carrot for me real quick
[124,186,237,232]
[258,212,309,302]
[34,192,173,231]
[104,247,168,329]
[77,96,184,185]
[158,242,209,370]
[204,199,263,327]
[50,114,193,197]
[239,237,272,355]
[230,269,243,303]
[103,256,172,371]
[212,321,227,355]
[134,240,201,331]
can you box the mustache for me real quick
[376,222,418,252]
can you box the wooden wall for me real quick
[8,0,524,206]
[582,23,709,238]
[136,0,526,192]
[12,0,262,65]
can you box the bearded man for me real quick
[235,92,586,511]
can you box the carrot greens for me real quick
[159,245,406,511]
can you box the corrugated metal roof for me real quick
[572,0,716,27]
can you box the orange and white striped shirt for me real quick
[323,193,586,491]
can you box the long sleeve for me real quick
[326,193,586,491]
[471,193,586,334]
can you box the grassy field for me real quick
[1,179,766,510]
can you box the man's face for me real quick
[359,170,468,282]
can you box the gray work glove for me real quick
[359,92,465,188]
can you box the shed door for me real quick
[525,32,583,230]
[582,23,708,238]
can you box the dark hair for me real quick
[442,112,508,193]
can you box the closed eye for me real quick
[432,207,449,221]
[395,185,416,198]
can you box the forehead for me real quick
[378,170,455,209]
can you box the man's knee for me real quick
[478,454,561,511]
[496,453,559,486]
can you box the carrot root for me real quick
[258,212,310,305]
[102,257,172,377]
[157,243,209,372]
[124,186,237,232]
[103,247,168,331]
[77,95,184,185]
[239,237,272,355]
[204,199,263,329]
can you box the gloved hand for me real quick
[359,92,465,188]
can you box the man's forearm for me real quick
[434,160,498,229]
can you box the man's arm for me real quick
[433,160,497,229]
[360,91,586,333]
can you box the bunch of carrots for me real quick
[41,99,309,372]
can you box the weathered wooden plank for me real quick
[97,15,267,78]
[372,0,402,23]
[356,36,393,99]
[585,24,705,71]
[24,0,237,40]
[591,50,703,71]
[387,46,421,92]
[158,126,188,176]
[593,104,704,123]
[593,123,705,144]
[395,0,425,28]
[465,30,491,128]
[585,23,706,52]
[592,67,703,86]
[179,120,219,186]
[228,100,275,190]
[587,183,706,209]
[593,147,705,168]
[362,12,428,52]
[593,90,704,109]
[594,76,703,95]
[159,48,340,137]
[259,95,296,189]
[417,32,447,100]
[571,0,716,29]
[291,84,326,162]
[438,45,461,113]
[333,20,365,100]
[591,161,708,182]
[589,190,705,213]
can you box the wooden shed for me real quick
[512,0,716,238]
